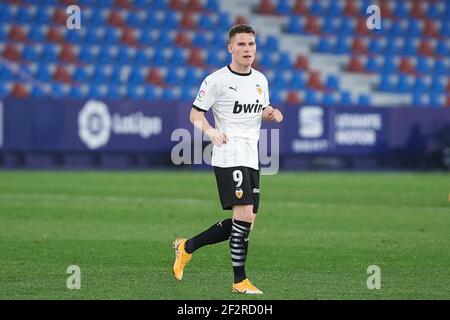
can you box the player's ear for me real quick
[227,42,233,54]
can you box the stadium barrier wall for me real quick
[0,98,449,170]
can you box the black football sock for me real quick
[230,219,252,284]
[184,218,232,254]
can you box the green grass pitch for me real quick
[0,170,449,299]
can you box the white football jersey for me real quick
[193,65,270,170]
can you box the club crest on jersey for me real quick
[256,84,263,95]
[233,100,263,114]
[235,188,244,199]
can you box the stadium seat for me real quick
[348,56,365,72]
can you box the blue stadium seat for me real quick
[108,84,122,99]
[144,11,161,28]
[340,91,352,105]
[144,85,157,100]
[88,83,107,98]
[216,13,231,30]
[162,88,176,101]
[322,18,334,34]
[416,57,431,74]
[316,37,333,52]
[69,85,85,98]
[22,46,39,61]
[126,85,144,100]
[180,87,195,102]
[127,13,143,27]
[135,50,150,65]
[206,51,223,68]
[84,29,102,44]
[198,14,214,30]
[211,31,226,48]
[358,94,371,106]
[413,77,427,93]
[366,58,380,73]
[155,31,172,46]
[79,46,97,63]
[91,67,108,84]
[426,3,441,18]
[402,40,417,55]
[378,73,394,91]
[325,75,339,90]
[66,29,83,43]
[73,68,90,83]
[396,74,410,93]
[110,66,125,84]
[31,85,47,98]
[270,90,283,105]
[170,48,187,67]
[51,82,66,98]
[36,65,52,82]
[286,16,304,34]
[162,11,179,29]
[435,41,450,56]
[260,52,276,69]
[430,78,445,93]
[338,18,354,35]
[277,53,293,70]
[103,28,119,44]
[27,26,45,42]
[323,92,336,105]
[206,0,219,12]
[368,39,383,54]
[334,37,350,54]
[290,71,305,89]
[99,47,118,64]
[151,48,166,65]
[16,7,33,23]
[433,59,446,76]
[129,67,145,84]
[327,1,342,16]
[184,67,200,86]
[150,0,168,10]
[0,66,13,81]
[412,92,426,107]
[117,46,133,64]
[165,67,182,85]
[192,33,209,48]
[262,35,279,51]
[310,1,324,15]
[304,89,318,105]
[271,72,287,89]
[429,94,444,108]
[276,0,291,15]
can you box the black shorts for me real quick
[213,166,260,214]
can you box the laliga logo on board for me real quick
[78,100,111,150]
[78,100,163,150]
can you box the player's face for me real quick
[228,33,256,68]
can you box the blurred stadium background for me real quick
[0,0,449,170]
[1,0,450,300]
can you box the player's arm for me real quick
[190,107,228,146]
[262,105,283,122]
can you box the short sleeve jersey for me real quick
[192,65,270,170]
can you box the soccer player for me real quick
[172,24,283,294]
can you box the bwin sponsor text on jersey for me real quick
[233,101,264,114]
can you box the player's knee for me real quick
[233,205,254,222]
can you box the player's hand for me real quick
[205,128,229,147]
[268,108,283,123]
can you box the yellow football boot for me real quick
[232,278,263,294]
[172,238,192,280]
